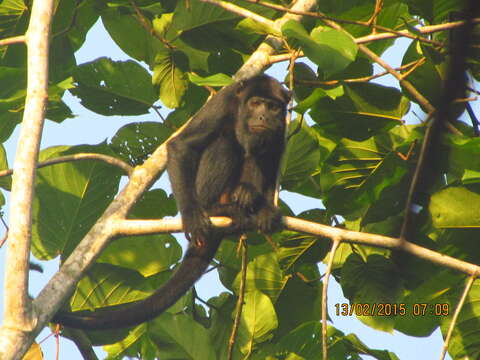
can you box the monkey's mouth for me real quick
[249,125,269,133]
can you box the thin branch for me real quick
[358,44,435,113]
[294,59,425,86]
[439,275,476,360]
[0,215,8,249]
[0,0,55,352]
[0,35,26,46]
[357,19,480,44]
[322,238,341,360]
[228,235,248,360]
[113,216,480,278]
[466,102,479,136]
[282,216,480,277]
[201,0,276,29]
[238,0,464,47]
[0,153,133,178]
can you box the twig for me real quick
[0,153,133,178]
[200,0,276,29]
[466,102,479,136]
[322,238,341,360]
[238,0,468,47]
[0,36,26,46]
[228,235,248,360]
[439,275,476,360]
[0,215,9,248]
[294,59,425,86]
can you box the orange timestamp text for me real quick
[334,303,450,317]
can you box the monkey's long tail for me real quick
[52,234,222,330]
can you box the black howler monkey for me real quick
[53,75,290,329]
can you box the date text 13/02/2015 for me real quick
[334,303,450,317]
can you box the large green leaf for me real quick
[430,186,480,228]
[232,253,288,304]
[282,21,357,77]
[70,58,157,115]
[68,263,155,312]
[340,254,403,332]
[110,121,174,166]
[311,82,409,141]
[238,289,278,354]
[152,51,188,109]
[320,126,414,218]
[31,144,122,259]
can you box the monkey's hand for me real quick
[256,206,282,234]
[182,206,213,247]
[232,183,262,212]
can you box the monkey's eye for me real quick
[269,103,281,112]
[250,98,262,106]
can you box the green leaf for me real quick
[275,276,322,338]
[187,72,233,87]
[232,253,287,303]
[98,235,181,277]
[69,263,155,311]
[110,121,174,166]
[282,21,357,77]
[71,58,157,115]
[430,186,480,228]
[152,52,188,109]
[281,121,324,193]
[102,8,165,65]
[0,144,11,190]
[320,127,413,217]
[238,289,278,354]
[31,144,122,260]
[395,270,459,337]
[340,254,403,332]
[149,312,218,360]
[311,82,409,141]
[169,0,238,35]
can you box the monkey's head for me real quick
[235,75,290,152]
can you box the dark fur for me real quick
[53,75,289,329]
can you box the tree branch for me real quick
[322,238,340,360]
[0,0,55,358]
[111,216,480,278]
[0,35,26,46]
[200,0,276,29]
[0,153,133,178]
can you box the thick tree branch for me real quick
[0,0,55,358]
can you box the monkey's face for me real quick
[244,96,285,134]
